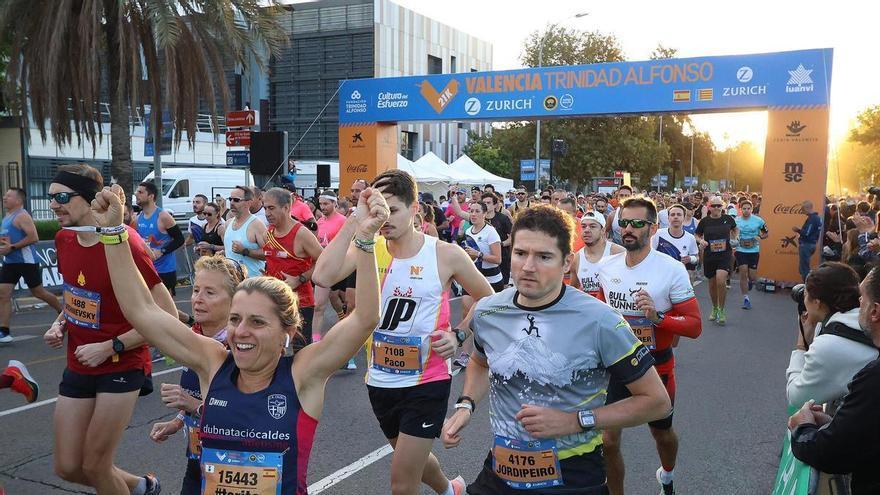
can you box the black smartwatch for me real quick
[111,337,125,354]
[454,328,468,347]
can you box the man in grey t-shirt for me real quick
[442,206,671,494]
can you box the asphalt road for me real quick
[0,281,798,494]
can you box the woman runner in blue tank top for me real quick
[95,184,388,495]
[148,256,242,495]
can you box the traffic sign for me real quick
[651,175,669,187]
[684,176,698,187]
[144,110,173,157]
[519,159,550,181]
[226,110,257,128]
[225,130,251,147]
[226,151,250,166]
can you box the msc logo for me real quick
[409,265,423,279]
[543,95,558,111]
[419,79,459,113]
[379,297,419,332]
[787,121,807,136]
[783,162,804,182]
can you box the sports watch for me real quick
[454,328,468,347]
[112,337,125,354]
[298,274,309,284]
[577,409,596,431]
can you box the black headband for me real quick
[52,171,102,203]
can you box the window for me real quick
[450,56,457,73]
[428,55,442,75]
[400,131,417,161]
[169,179,189,199]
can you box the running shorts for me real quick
[367,380,451,439]
[59,367,146,398]
[606,357,676,430]
[734,251,760,270]
[467,449,608,494]
[703,255,732,279]
[159,271,177,296]
[0,263,42,287]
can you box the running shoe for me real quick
[3,360,38,403]
[709,307,718,322]
[742,297,752,310]
[143,473,161,495]
[0,328,11,344]
[656,467,675,495]
[449,475,466,495]
[717,308,727,326]
[345,358,357,370]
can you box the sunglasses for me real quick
[710,204,723,208]
[48,192,82,204]
[516,192,526,196]
[228,197,244,203]
[204,212,215,217]
[541,196,551,200]
[617,218,654,229]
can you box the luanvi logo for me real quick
[786,64,814,93]
[419,79,459,113]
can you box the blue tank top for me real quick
[199,354,318,495]
[1,209,37,264]
[683,217,698,235]
[179,326,228,461]
[137,207,176,273]
[223,215,265,278]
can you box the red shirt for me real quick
[263,223,315,307]
[57,226,162,374]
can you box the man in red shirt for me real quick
[263,187,323,346]
[43,164,177,495]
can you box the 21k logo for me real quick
[419,79,459,113]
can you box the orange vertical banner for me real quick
[758,108,829,284]
[338,123,398,194]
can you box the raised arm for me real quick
[93,186,227,376]
[310,215,359,287]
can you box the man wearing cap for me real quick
[571,210,624,297]
[470,186,482,204]
[509,187,531,217]
[445,186,469,242]
[313,191,347,344]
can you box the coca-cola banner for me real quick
[338,123,398,194]
[758,107,829,283]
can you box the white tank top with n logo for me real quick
[577,241,612,297]
[367,234,451,388]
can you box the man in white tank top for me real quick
[312,170,493,495]
[571,211,625,297]
[220,186,267,277]
[606,185,633,245]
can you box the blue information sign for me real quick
[684,176,698,187]
[226,151,250,166]
[144,111,173,157]
[339,49,831,124]
[520,159,550,181]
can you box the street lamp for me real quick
[723,132,731,191]
[534,12,588,192]
[684,121,695,191]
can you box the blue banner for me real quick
[339,49,832,124]
[520,159,550,181]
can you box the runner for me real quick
[44,164,177,495]
[185,194,209,248]
[441,205,671,494]
[695,196,739,325]
[483,193,512,286]
[651,204,700,283]
[734,200,768,310]
[249,186,269,225]
[0,359,39,403]
[92,182,389,495]
[313,191,347,344]
[312,170,493,495]
[136,180,185,295]
[263,187,323,346]
[223,185,268,278]
[0,187,63,343]
[597,197,703,495]
[570,211,624,297]
[194,202,225,257]
[148,255,243,495]
[509,187,531,217]
[606,185,633,245]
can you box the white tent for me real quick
[398,153,451,200]
[415,152,479,186]
[450,154,515,193]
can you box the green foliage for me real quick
[712,141,764,191]
[462,133,514,179]
[849,105,880,185]
[35,220,60,241]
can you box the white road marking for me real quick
[0,366,184,418]
[308,444,394,493]
[6,335,37,342]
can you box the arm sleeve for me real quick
[163,224,185,254]
[656,265,701,339]
[791,365,880,474]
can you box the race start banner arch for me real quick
[339,48,832,283]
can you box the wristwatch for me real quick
[456,396,476,413]
[111,337,125,354]
[454,328,469,347]
[577,409,596,431]
[298,274,308,284]
[650,311,666,325]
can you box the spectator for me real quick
[793,200,822,281]
[194,202,225,257]
[786,262,877,409]
[789,265,880,494]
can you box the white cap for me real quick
[581,210,606,229]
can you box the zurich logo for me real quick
[736,66,753,83]
[350,90,362,100]
[267,394,287,420]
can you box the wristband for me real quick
[456,395,476,413]
[454,402,473,413]
[175,412,186,422]
[100,229,129,245]
[353,237,375,253]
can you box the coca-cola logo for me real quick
[773,203,804,215]
[346,164,369,173]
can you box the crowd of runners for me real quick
[1,161,864,495]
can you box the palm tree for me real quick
[0,0,286,195]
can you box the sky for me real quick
[388,0,879,151]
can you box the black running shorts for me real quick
[59,367,146,398]
[367,380,451,439]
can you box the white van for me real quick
[138,167,255,219]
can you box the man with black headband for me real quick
[44,164,177,495]
[135,181,185,296]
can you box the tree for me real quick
[462,132,514,179]
[0,1,286,196]
[712,141,763,191]
[849,105,880,185]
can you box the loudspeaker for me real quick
[317,164,331,188]
[249,131,284,175]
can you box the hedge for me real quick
[35,220,61,240]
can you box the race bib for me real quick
[63,283,101,329]
[625,315,656,350]
[740,238,756,249]
[709,239,727,253]
[201,448,283,495]
[492,435,564,490]
[183,414,201,460]
[371,333,422,375]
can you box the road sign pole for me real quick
[153,111,163,208]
